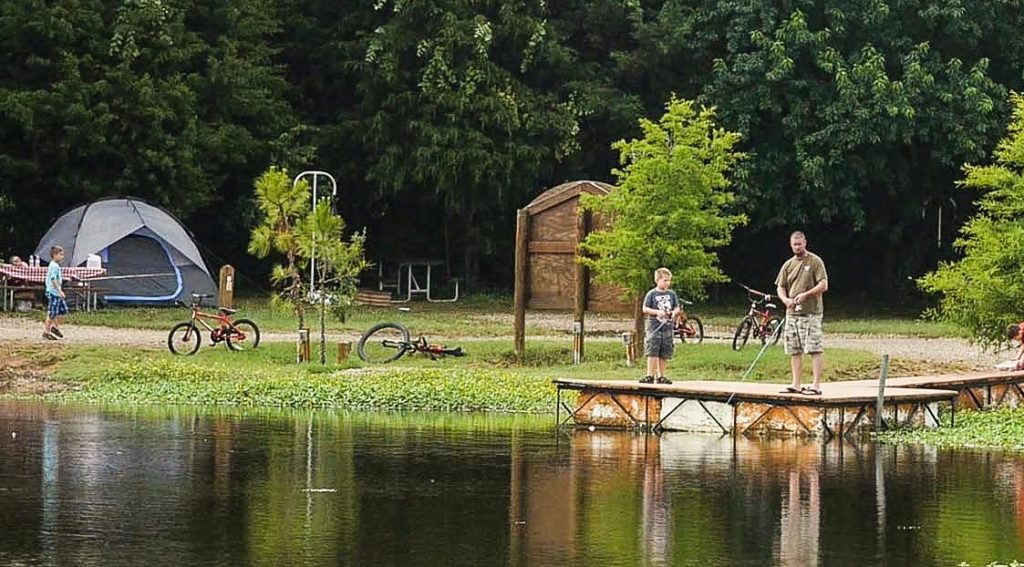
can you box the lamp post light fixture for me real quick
[292,170,338,295]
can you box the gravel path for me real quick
[0,315,1008,368]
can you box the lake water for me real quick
[1,401,1022,566]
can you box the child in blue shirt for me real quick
[43,246,68,340]
[640,267,680,384]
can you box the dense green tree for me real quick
[579,96,746,300]
[0,0,296,261]
[354,0,584,288]
[610,0,1022,295]
[5,0,1024,302]
[919,93,1024,345]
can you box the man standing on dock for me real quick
[775,231,828,395]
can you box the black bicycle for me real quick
[732,284,783,351]
[357,322,466,363]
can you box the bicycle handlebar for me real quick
[738,283,771,299]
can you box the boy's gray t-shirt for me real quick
[643,288,679,332]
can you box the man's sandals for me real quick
[779,386,822,395]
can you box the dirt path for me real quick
[0,316,1007,368]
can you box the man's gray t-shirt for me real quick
[643,288,679,332]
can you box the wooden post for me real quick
[337,341,351,363]
[633,293,645,366]
[875,354,890,431]
[513,208,529,358]
[297,329,310,363]
[573,209,589,364]
[218,265,235,308]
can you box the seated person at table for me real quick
[1006,323,1024,370]
[8,255,25,266]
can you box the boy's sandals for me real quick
[656,376,672,384]
[639,376,655,384]
[801,387,822,396]
[779,386,801,394]
[42,332,57,341]
[50,327,63,338]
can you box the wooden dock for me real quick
[552,370,1024,437]
[868,370,1024,410]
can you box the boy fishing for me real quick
[640,267,680,385]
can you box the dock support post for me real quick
[875,354,890,431]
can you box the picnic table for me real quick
[0,263,107,311]
[376,258,459,303]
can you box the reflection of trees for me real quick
[8,403,1024,565]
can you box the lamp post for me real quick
[292,171,337,295]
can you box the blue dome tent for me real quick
[34,198,217,304]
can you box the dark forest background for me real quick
[3,0,1021,307]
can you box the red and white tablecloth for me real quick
[0,264,106,284]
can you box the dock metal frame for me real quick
[555,381,957,439]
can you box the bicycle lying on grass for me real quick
[356,322,465,363]
[673,299,704,344]
[732,284,783,351]
[168,293,261,355]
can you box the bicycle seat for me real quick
[764,302,777,309]
[218,307,237,316]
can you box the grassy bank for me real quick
[878,407,1024,451]
[0,295,979,413]
[16,338,969,412]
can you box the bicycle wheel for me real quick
[357,322,411,363]
[679,316,704,344]
[732,317,754,351]
[168,322,201,355]
[761,316,784,346]
[226,319,261,351]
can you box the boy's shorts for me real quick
[47,294,68,319]
[645,325,675,359]
[784,314,824,355]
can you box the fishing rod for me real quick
[726,311,788,405]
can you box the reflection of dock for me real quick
[554,378,967,437]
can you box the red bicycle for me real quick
[167,293,261,355]
[356,322,465,363]
[732,284,783,351]
[673,299,704,344]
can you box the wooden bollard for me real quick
[218,265,235,308]
[623,332,636,367]
[337,341,351,363]
[572,321,583,365]
[297,329,311,363]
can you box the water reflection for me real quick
[1,402,1023,566]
